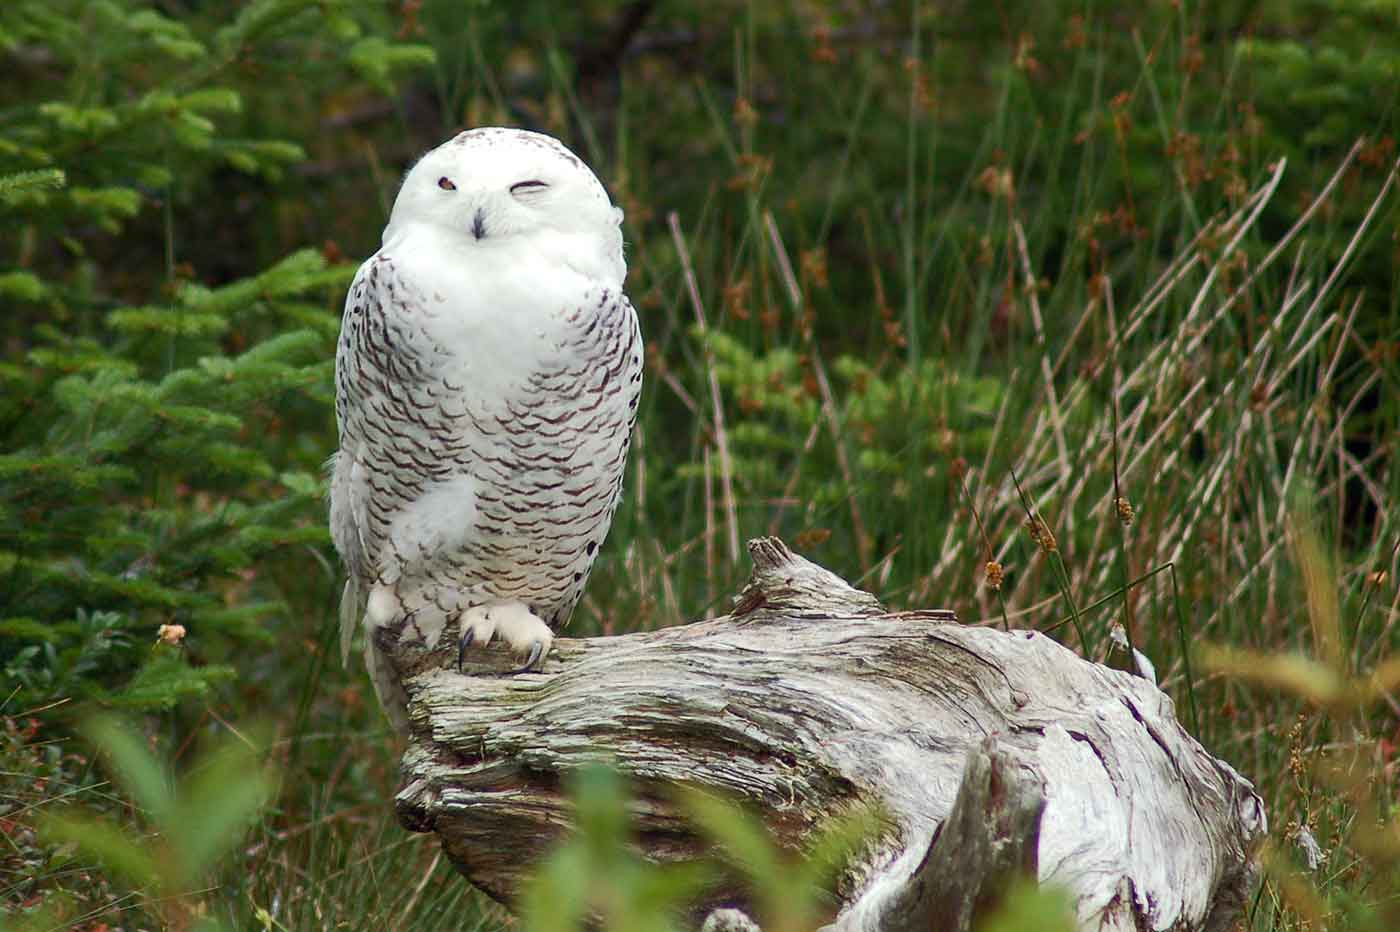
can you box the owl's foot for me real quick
[456,602,554,674]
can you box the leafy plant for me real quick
[518,764,879,932]
[16,715,276,931]
[977,880,1079,932]
[519,766,714,932]
[678,786,880,932]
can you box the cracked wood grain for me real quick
[381,538,1265,931]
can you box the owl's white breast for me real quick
[380,220,622,398]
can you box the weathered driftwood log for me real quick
[384,538,1266,931]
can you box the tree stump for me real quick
[383,538,1266,931]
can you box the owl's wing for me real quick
[330,253,455,663]
[330,259,377,663]
[529,288,644,628]
[331,250,502,664]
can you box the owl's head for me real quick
[384,127,625,283]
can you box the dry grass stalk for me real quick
[670,210,742,566]
[764,210,875,573]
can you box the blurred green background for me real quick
[2,0,1398,929]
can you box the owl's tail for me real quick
[339,576,363,666]
[340,577,409,731]
[365,636,410,733]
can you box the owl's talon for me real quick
[455,601,553,674]
[516,640,546,673]
[456,628,475,672]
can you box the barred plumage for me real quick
[329,127,641,730]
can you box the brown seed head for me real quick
[985,561,1004,591]
[975,166,1015,200]
[732,96,759,129]
[1025,513,1058,553]
[1115,496,1135,526]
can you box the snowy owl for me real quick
[330,127,642,730]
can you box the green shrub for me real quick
[0,0,432,711]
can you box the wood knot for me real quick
[395,778,438,833]
[732,536,884,618]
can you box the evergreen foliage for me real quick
[0,0,433,711]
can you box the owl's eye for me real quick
[510,179,549,195]
[437,177,456,191]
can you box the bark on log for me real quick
[383,538,1266,931]
[873,736,1045,932]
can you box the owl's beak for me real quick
[471,208,487,240]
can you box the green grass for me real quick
[4,0,1400,929]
